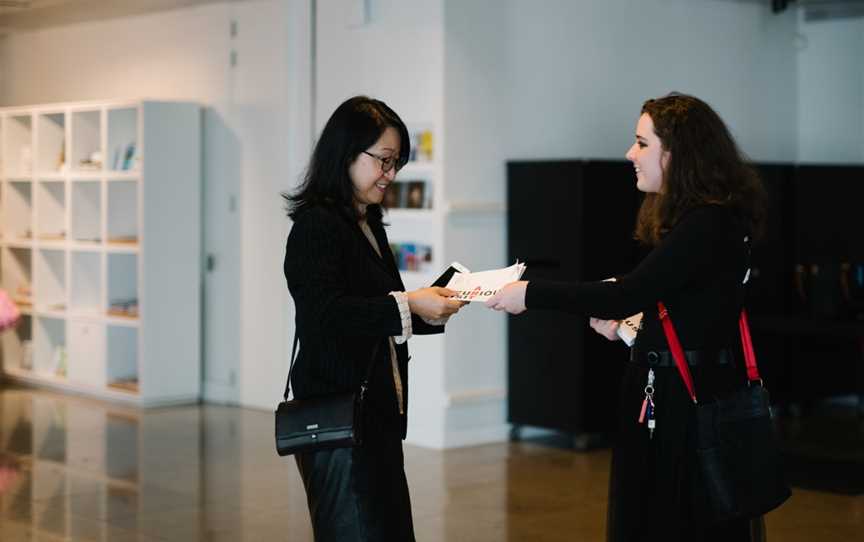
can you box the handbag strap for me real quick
[283,334,382,402]
[656,302,762,405]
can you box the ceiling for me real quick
[0,0,231,31]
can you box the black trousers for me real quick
[295,435,415,542]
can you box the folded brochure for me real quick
[437,262,527,303]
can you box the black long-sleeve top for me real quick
[527,205,750,351]
[283,205,443,439]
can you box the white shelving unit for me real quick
[383,126,441,292]
[0,100,201,406]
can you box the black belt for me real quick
[630,348,733,368]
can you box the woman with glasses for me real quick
[283,95,463,541]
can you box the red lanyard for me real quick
[657,302,762,404]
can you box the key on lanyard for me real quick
[639,369,656,439]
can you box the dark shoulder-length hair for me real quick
[284,95,410,223]
[634,93,767,245]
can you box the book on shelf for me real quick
[389,242,433,272]
[383,180,431,210]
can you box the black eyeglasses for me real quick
[363,151,403,174]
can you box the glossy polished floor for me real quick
[0,387,862,541]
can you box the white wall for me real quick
[0,0,308,410]
[315,0,451,446]
[1,0,860,444]
[440,0,801,446]
[796,13,864,163]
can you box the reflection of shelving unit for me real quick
[0,100,201,406]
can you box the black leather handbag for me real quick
[275,336,379,457]
[658,303,791,524]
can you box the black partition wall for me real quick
[507,160,864,442]
[506,160,641,441]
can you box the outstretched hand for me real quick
[485,281,528,315]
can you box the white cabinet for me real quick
[0,100,201,406]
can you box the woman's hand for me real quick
[407,287,464,321]
[589,317,621,342]
[485,281,528,315]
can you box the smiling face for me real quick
[349,126,401,214]
[625,113,669,194]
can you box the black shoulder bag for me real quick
[275,336,380,456]
[658,303,790,524]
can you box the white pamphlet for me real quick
[617,312,643,347]
[445,262,527,303]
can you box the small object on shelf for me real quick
[122,143,136,171]
[383,180,432,210]
[108,298,139,318]
[408,126,434,163]
[21,340,33,371]
[405,181,426,209]
[15,285,32,306]
[383,182,402,209]
[57,139,65,171]
[51,346,67,377]
[108,378,139,393]
[390,242,433,272]
[39,232,66,241]
[108,236,138,245]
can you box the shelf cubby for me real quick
[70,110,102,173]
[36,112,66,175]
[33,315,66,377]
[107,180,138,246]
[35,180,66,240]
[3,114,33,177]
[3,180,33,240]
[2,313,33,371]
[2,246,33,306]
[69,250,102,317]
[107,326,138,394]
[70,180,101,243]
[67,319,106,388]
[107,107,138,172]
[107,253,137,319]
[34,248,66,311]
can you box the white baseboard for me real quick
[407,387,510,449]
[203,380,239,405]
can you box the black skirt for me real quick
[606,360,767,542]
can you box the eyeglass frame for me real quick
[362,150,405,174]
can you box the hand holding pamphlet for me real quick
[601,278,642,346]
[433,262,527,303]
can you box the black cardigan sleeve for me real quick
[525,205,737,319]
[285,208,404,337]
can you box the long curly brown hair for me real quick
[634,93,767,245]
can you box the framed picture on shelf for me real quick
[405,181,427,209]
[383,182,403,209]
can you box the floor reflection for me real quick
[0,386,862,541]
[0,387,309,541]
